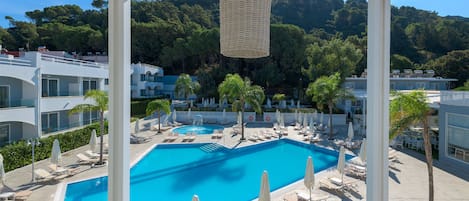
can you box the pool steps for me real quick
[200,143,224,152]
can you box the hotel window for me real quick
[0,124,10,146]
[0,86,9,108]
[42,78,59,97]
[83,111,92,125]
[140,89,146,96]
[447,113,469,163]
[104,79,109,85]
[140,74,145,81]
[41,112,59,133]
[83,80,98,95]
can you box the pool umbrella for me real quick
[0,154,5,185]
[347,122,354,142]
[320,112,324,127]
[275,109,281,124]
[192,194,199,201]
[359,138,367,165]
[258,170,271,201]
[297,100,300,109]
[303,114,308,129]
[294,110,298,124]
[312,111,318,123]
[304,156,315,201]
[337,146,346,185]
[222,109,226,123]
[172,109,177,124]
[50,139,62,166]
[188,108,192,120]
[237,111,242,126]
[134,119,140,134]
[90,129,97,153]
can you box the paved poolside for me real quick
[3,122,468,201]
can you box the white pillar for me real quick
[108,0,131,201]
[366,0,390,200]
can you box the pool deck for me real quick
[3,121,469,201]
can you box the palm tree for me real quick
[146,99,171,134]
[306,72,352,139]
[69,90,107,165]
[175,73,200,102]
[390,90,434,201]
[218,74,265,140]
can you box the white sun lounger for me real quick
[35,168,68,181]
[295,190,329,201]
[76,153,100,164]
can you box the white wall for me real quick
[41,96,94,113]
[0,107,35,125]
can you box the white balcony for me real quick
[0,106,36,125]
[0,58,37,84]
[39,54,108,79]
[41,96,94,113]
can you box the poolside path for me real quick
[3,122,468,201]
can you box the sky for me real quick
[0,0,468,28]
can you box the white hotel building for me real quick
[0,51,107,145]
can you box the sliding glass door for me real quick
[0,86,9,108]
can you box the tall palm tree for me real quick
[390,90,434,201]
[69,90,107,165]
[146,99,171,134]
[218,74,265,140]
[306,72,352,139]
[175,73,200,101]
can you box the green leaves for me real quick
[218,74,265,113]
[389,90,430,139]
[146,99,171,116]
[304,38,363,81]
[0,123,107,172]
[175,73,200,100]
[69,90,108,116]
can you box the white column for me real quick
[366,0,390,201]
[108,0,131,201]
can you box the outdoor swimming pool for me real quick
[172,125,225,135]
[64,139,351,201]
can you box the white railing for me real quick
[40,54,105,68]
[441,91,469,106]
[0,56,32,67]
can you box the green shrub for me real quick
[0,122,108,172]
[131,99,153,117]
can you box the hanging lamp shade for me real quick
[220,0,272,58]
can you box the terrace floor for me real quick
[3,121,469,201]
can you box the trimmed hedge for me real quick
[131,99,152,117]
[0,122,108,172]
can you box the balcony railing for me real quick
[40,54,105,69]
[0,56,32,67]
[0,99,35,109]
[42,118,99,134]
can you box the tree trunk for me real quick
[240,108,246,141]
[328,103,333,139]
[157,111,162,134]
[423,117,434,201]
[99,111,104,165]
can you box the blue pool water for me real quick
[172,125,225,135]
[65,139,351,201]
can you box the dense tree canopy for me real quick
[1,0,468,98]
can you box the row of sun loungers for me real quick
[182,133,197,142]
[248,130,277,141]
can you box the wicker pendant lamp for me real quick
[220,0,272,58]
